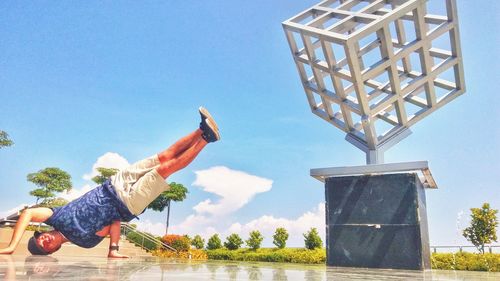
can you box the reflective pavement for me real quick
[0,255,499,280]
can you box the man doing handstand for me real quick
[0,107,220,257]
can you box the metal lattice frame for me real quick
[283,0,465,164]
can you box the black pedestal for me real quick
[325,173,430,270]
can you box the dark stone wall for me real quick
[325,173,430,270]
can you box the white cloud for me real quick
[128,165,325,247]
[167,202,325,247]
[226,203,326,247]
[59,152,130,202]
[169,214,217,238]
[134,219,166,237]
[149,166,274,239]
[56,152,130,202]
[82,152,130,181]
[134,215,219,240]
[59,184,94,202]
[192,166,273,216]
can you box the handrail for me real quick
[0,219,19,227]
[121,224,163,247]
[430,245,500,254]
[120,222,176,252]
[0,219,48,229]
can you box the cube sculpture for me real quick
[283,0,465,163]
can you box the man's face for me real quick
[36,232,62,254]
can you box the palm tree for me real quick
[147,182,188,235]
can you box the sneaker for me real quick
[199,106,219,132]
[201,118,220,143]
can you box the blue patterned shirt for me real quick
[45,180,136,248]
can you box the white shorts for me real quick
[111,155,170,215]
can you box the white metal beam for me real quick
[310,160,437,188]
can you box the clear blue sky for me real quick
[0,0,498,247]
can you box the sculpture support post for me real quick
[367,150,383,165]
[311,162,436,270]
[324,173,430,270]
[346,127,413,165]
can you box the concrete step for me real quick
[0,228,151,257]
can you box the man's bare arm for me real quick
[0,207,53,254]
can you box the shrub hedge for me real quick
[204,249,500,269]
[149,240,500,271]
[152,249,207,260]
[431,252,500,272]
[25,225,53,232]
[161,234,190,252]
[206,248,326,264]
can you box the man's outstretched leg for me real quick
[156,137,207,179]
[113,129,202,192]
[157,106,218,162]
[122,108,220,215]
[113,107,219,193]
[156,111,219,178]
[157,129,203,163]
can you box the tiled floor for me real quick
[0,255,499,280]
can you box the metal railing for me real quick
[120,223,176,252]
[0,219,50,230]
[430,245,500,254]
[0,219,18,227]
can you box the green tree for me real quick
[246,230,264,250]
[29,188,53,203]
[38,197,69,208]
[147,182,188,235]
[171,236,191,252]
[303,228,322,250]
[27,167,72,204]
[273,227,289,249]
[206,234,222,250]
[0,130,14,149]
[91,167,119,185]
[463,203,498,254]
[224,233,243,250]
[191,235,205,249]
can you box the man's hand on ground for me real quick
[0,247,14,255]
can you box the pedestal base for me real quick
[325,173,430,270]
